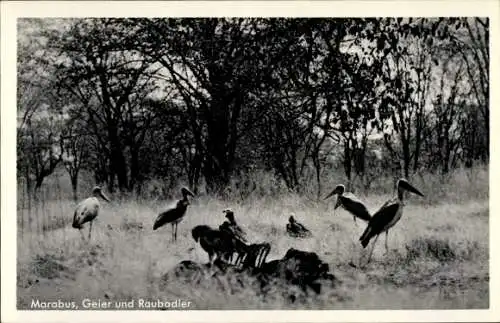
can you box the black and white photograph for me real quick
[1,0,499,322]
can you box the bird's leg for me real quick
[88,221,93,241]
[384,231,389,255]
[174,223,178,241]
[255,250,261,268]
[171,223,175,242]
[364,234,379,267]
[359,235,379,268]
[353,216,358,227]
[236,252,243,266]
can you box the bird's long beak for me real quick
[400,181,424,197]
[324,190,337,200]
[100,192,111,202]
[183,188,195,198]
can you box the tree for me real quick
[453,18,489,164]
[17,19,66,194]
[135,18,311,195]
[18,112,64,192]
[61,117,91,201]
[47,18,159,192]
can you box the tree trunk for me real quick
[203,98,233,195]
[343,139,352,184]
[35,176,44,190]
[129,147,140,193]
[108,125,128,192]
[71,174,78,202]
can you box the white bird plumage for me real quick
[72,186,110,240]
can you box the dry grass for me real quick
[17,167,489,310]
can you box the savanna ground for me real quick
[17,166,489,310]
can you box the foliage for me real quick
[17,18,489,197]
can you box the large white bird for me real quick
[72,186,111,240]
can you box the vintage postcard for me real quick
[1,0,499,322]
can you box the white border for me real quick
[1,1,499,322]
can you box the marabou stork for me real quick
[72,186,111,240]
[324,184,371,224]
[359,178,424,264]
[153,187,195,241]
[286,215,312,238]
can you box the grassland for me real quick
[16,167,489,310]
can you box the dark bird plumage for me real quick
[242,243,271,268]
[324,184,371,223]
[286,215,312,238]
[219,221,247,264]
[359,178,424,264]
[153,187,195,241]
[191,225,235,264]
[72,186,110,240]
[219,209,247,243]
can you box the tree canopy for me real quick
[17,18,489,198]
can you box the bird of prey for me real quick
[191,225,235,264]
[219,209,247,242]
[286,215,312,238]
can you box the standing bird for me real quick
[191,225,235,264]
[153,187,195,241]
[286,215,312,238]
[72,186,111,240]
[359,178,424,264]
[219,221,247,264]
[219,209,247,243]
[324,184,371,224]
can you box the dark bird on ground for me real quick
[219,221,248,265]
[219,209,247,243]
[153,187,195,241]
[218,218,267,269]
[191,225,235,264]
[359,178,424,264]
[286,215,312,238]
[72,186,111,240]
[324,184,371,224]
[259,248,334,295]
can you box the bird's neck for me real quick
[397,188,405,201]
[177,199,189,209]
